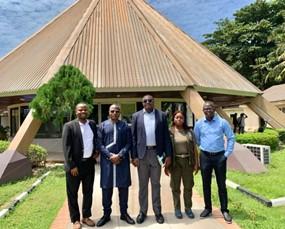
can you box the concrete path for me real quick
[51,166,240,229]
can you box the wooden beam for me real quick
[8,111,42,154]
[248,95,285,128]
[216,107,233,128]
[180,87,204,119]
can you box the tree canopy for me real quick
[203,0,285,90]
[30,65,96,125]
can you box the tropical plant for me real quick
[203,0,285,90]
[29,65,96,125]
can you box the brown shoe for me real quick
[73,221,81,229]
[82,218,95,227]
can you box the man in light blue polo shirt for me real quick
[194,101,235,224]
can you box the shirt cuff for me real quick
[224,151,230,158]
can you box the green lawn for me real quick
[194,150,285,229]
[0,166,66,229]
[0,176,37,208]
[228,150,285,199]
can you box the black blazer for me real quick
[131,109,172,159]
[62,119,98,171]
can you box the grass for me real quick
[0,166,66,229]
[0,176,37,208]
[227,150,285,199]
[194,149,285,229]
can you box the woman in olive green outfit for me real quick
[166,111,199,219]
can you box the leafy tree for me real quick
[30,65,96,125]
[203,0,285,90]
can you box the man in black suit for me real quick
[62,102,98,229]
[131,94,172,224]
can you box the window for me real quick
[121,103,136,123]
[161,102,192,127]
[36,121,62,138]
[20,106,29,123]
[10,108,19,136]
[101,104,112,122]
[89,104,98,124]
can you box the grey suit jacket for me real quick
[62,119,98,171]
[131,109,172,159]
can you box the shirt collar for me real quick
[143,108,155,114]
[78,119,89,126]
[203,114,218,122]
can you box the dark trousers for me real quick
[102,187,129,216]
[200,151,228,213]
[66,160,95,223]
[170,157,194,211]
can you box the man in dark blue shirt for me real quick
[194,101,235,224]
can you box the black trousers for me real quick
[102,187,128,216]
[66,160,95,223]
[200,151,228,213]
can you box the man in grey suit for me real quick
[62,102,98,229]
[131,94,172,224]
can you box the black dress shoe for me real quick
[200,209,212,218]
[96,215,111,227]
[136,212,146,224]
[155,214,164,224]
[222,211,232,224]
[120,213,135,224]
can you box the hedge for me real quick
[236,131,279,150]
[0,140,47,167]
[276,129,285,143]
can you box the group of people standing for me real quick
[62,95,235,229]
[231,112,248,134]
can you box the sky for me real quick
[0,0,255,58]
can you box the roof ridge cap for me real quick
[41,0,101,84]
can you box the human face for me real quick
[174,112,185,128]
[203,103,215,120]
[76,104,89,122]
[109,105,120,122]
[142,95,154,112]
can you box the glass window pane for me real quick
[161,102,187,127]
[101,104,111,122]
[10,108,19,137]
[121,103,136,123]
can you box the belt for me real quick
[146,146,156,150]
[202,150,224,156]
[81,157,92,162]
[176,154,190,158]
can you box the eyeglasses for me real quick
[143,99,153,103]
[110,110,120,113]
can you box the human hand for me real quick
[194,163,199,175]
[110,153,121,165]
[93,150,99,159]
[70,167,79,176]
[131,158,139,167]
[164,167,170,176]
[163,156,172,169]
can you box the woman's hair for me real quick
[171,110,188,130]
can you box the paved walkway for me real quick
[51,166,240,229]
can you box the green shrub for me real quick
[0,140,9,152]
[276,128,285,143]
[236,132,279,150]
[263,128,278,137]
[27,144,48,167]
[0,140,47,167]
